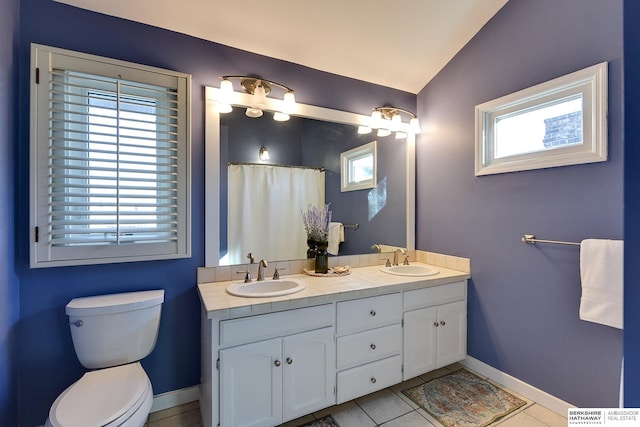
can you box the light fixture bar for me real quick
[218,75,296,121]
[370,106,421,136]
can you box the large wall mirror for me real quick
[204,86,415,267]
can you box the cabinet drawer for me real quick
[337,324,402,370]
[403,282,466,311]
[337,293,401,335]
[336,355,402,404]
[220,304,333,348]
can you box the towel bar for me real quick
[343,223,359,229]
[521,234,580,246]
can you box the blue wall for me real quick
[15,1,414,425]
[623,0,640,407]
[416,0,623,407]
[0,0,20,424]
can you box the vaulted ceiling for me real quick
[55,0,509,94]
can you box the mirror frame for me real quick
[204,86,415,267]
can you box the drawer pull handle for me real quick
[286,357,293,365]
[370,377,377,384]
[440,321,446,326]
[370,310,376,316]
[370,343,376,350]
[274,360,281,367]
[434,322,439,327]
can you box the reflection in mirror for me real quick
[204,86,415,267]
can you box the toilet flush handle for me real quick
[70,320,83,327]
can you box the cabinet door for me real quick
[436,300,467,368]
[220,338,282,427]
[403,306,438,380]
[282,327,336,422]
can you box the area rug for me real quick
[298,415,339,427]
[402,369,526,427]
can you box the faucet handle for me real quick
[236,270,251,283]
[273,267,286,280]
[384,258,392,267]
[403,256,410,265]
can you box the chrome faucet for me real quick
[393,248,406,266]
[257,259,268,281]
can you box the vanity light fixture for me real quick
[218,75,296,121]
[259,146,270,161]
[360,106,422,139]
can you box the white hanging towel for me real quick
[579,239,623,329]
[327,222,344,255]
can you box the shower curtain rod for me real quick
[228,161,325,171]
[521,234,580,246]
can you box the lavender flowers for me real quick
[302,204,332,243]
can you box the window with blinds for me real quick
[30,44,191,267]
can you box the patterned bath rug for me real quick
[402,369,526,427]
[298,415,339,427]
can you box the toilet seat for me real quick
[48,362,152,427]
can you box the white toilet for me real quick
[46,289,165,427]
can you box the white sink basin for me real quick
[379,264,439,277]
[227,279,306,298]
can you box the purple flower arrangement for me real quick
[302,204,332,243]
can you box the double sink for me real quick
[226,264,439,298]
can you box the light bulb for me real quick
[245,107,263,118]
[252,83,268,110]
[371,110,383,129]
[259,146,270,161]
[391,114,402,131]
[283,91,296,113]
[273,111,290,121]
[377,128,391,137]
[219,78,234,105]
[395,131,407,140]
[410,117,421,134]
[357,125,372,134]
[220,78,233,93]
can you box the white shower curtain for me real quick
[227,164,325,265]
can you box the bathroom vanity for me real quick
[197,262,469,427]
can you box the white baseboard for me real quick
[460,356,574,416]
[150,385,200,413]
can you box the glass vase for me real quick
[315,242,329,274]
[307,239,317,259]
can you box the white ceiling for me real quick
[55,0,508,94]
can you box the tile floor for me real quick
[145,364,568,427]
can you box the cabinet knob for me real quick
[286,357,293,365]
[434,322,439,327]
[370,343,376,350]
[440,321,446,326]
[274,360,281,367]
[370,310,376,317]
[370,377,377,384]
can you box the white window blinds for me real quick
[30,44,191,267]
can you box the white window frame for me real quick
[30,44,191,268]
[340,140,377,192]
[475,62,608,176]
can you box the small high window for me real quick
[340,141,377,192]
[30,44,191,267]
[475,62,608,176]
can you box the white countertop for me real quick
[197,263,470,319]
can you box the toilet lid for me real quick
[49,362,150,427]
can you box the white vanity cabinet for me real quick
[218,305,335,427]
[199,267,469,427]
[335,293,403,403]
[402,282,467,380]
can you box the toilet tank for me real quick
[66,290,164,369]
